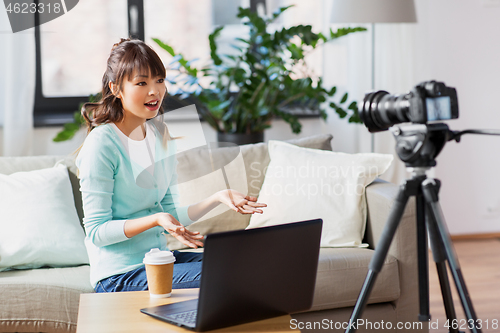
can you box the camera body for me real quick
[360,81,459,133]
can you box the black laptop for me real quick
[140,219,322,332]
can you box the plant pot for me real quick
[217,132,264,145]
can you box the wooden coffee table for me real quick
[76,288,293,332]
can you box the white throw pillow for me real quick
[247,141,393,247]
[0,164,89,271]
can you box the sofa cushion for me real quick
[0,155,64,174]
[0,165,89,272]
[247,141,393,247]
[0,155,84,225]
[166,134,334,250]
[310,248,400,312]
[0,265,93,333]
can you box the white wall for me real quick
[413,0,500,235]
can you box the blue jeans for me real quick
[94,250,203,293]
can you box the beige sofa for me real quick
[0,134,426,333]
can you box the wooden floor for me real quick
[428,239,500,333]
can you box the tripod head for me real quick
[390,123,500,168]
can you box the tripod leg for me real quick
[422,179,482,333]
[345,183,411,333]
[416,193,431,322]
[426,206,461,333]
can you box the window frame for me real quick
[33,0,145,127]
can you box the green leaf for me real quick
[348,101,357,110]
[287,43,303,60]
[235,37,250,44]
[222,54,237,61]
[336,108,348,118]
[209,26,224,66]
[64,122,80,131]
[53,92,101,142]
[259,107,270,117]
[328,86,337,96]
[154,38,198,78]
[349,112,362,123]
[169,54,183,65]
[53,130,74,142]
[319,108,328,120]
[291,121,301,134]
[329,27,367,40]
[212,99,232,112]
[340,92,348,104]
[245,53,258,66]
[317,32,327,43]
[222,106,236,122]
[152,38,175,56]
[89,93,101,103]
[236,7,252,19]
[230,44,244,52]
[74,110,84,124]
[269,5,294,23]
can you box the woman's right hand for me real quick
[155,213,204,249]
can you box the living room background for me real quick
[0,0,499,237]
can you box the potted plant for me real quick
[54,6,364,144]
[153,5,365,144]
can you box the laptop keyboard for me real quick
[166,310,197,327]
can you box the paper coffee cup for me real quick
[143,248,176,298]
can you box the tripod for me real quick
[345,123,493,333]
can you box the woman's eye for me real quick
[137,82,146,86]
[158,78,165,83]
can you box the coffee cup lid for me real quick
[143,248,176,265]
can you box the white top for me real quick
[110,122,156,176]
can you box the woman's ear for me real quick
[109,81,120,99]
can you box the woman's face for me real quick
[113,69,167,122]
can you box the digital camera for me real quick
[359,80,459,133]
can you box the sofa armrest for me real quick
[365,179,416,250]
[365,178,421,326]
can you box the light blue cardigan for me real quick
[75,123,193,288]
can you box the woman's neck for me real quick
[113,118,146,141]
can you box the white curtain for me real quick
[0,10,35,157]
[324,18,418,184]
[371,23,418,184]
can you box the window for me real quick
[33,0,314,126]
[33,0,141,126]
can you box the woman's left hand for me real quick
[217,189,267,215]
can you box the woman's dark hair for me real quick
[81,37,173,146]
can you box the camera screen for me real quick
[426,96,452,121]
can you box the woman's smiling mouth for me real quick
[144,100,159,111]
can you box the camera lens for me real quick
[360,91,412,132]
